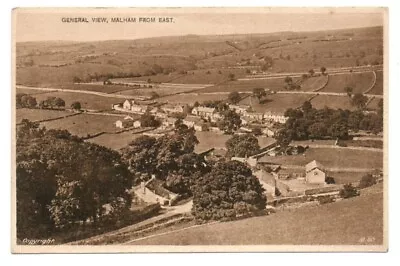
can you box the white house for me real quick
[192,106,216,118]
[228,104,249,115]
[264,111,288,124]
[305,160,326,184]
[162,104,184,114]
[115,120,134,129]
[133,120,141,128]
[243,111,264,121]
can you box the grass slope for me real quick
[132,183,383,245]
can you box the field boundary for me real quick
[364,71,378,94]
[313,74,330,92]
[16,109,81,125]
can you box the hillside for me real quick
[130,183,384,245]
[16,26,383,86]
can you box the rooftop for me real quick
[305,160,324,173]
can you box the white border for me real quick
[2,0,400,265]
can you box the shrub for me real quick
[359,174,377,189]
[317,196,335,205]
[339,183,359,199]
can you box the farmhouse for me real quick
[228,104,249,115]
[162,117,177,128]
[243,111,264,121]
[305,160,326,184]
[264,111,288,124]
[191,106,216,118]
[115,120,134,129]
[183,116,206,131]
[122,99,148,114]
[162,104,184,114]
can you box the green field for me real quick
[16,108,74,123]
[40,113,121,137]
[87,131,142,150]
[55,84,135,94]
[300,75,329,91]
[260,147,383,170]
[160,93,228,104]
[240,93,312,114]
[368,71,384,95]
[321,72,375,94]
[33,91,123,111]
[310,95,355,110]
[194,131,231,153]
[201,78,292,93]
[132,183,383,245]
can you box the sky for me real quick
[14,8,385,42]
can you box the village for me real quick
[109,96,379,208]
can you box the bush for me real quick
[359,174,377,189]
[317,196,335,205]
[339,184,359,199]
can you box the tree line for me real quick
[16,93,82,111]
[276,100,383,146]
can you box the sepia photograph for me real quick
[11,7,388,253]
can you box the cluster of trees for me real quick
[139,112,161,127]
[276,101,383,146]
[16,93,37,108]
[16,120,133,239]
[284,76,301,90]
[38,96,66,109]
[191,160,266,222]
[217,109,242,134]
[73,72,142,83]
[121,125,205,195]
[16,94,67,110]
[225,134,260,158]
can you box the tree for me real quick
[16,93,28,108]
[308,122,327,139]
[252,127,262,136]
[218,109,242,134]
[359,174,377,189]
[284,76,293,85]
[149,91,159,100]
[54,98,65,109]
[308,69,315,77]
[191,160,266,222]
[16,121,132,237]
[139,112,160,127]
[301,101,313,113]
[344,86,353,97]
[20,95,37,108]
[228,73,235,81]
[252,88,267,103]
[70,101,81,111]
[339,183,359,199]
[225,134,260,158]
[351,93,368,109]
[320,66,326,75]
[228,91,241,104]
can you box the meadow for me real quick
[260,147,383,170]
[201,78,291,93]
[160,93,228,104]
[16,108,74,123]
[310,95,355,110]
[300,75,329,91]
[40,113,121,137]
[87,131,143,151]
[368,71,384,95]
[240,93,312,114]
[320,72,375,94]
[33,91,123,111]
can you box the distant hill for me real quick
[16,26,383,86]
